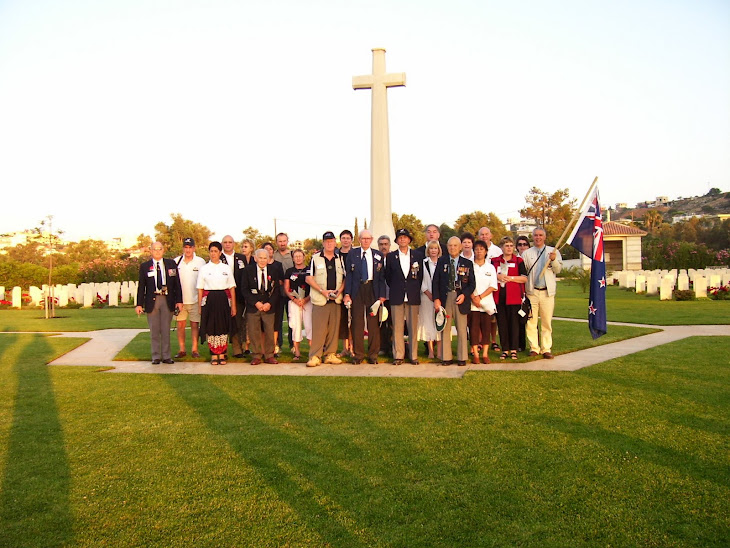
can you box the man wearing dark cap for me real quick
[306,231,346,367]
[173,237,207,358]
[385,228,425,365]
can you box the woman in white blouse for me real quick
[417,240,442,359]
[469,240,498,364]
[197,241,237,365]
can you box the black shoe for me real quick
[162,359,175,364]
[352,358,362,364]
[152,359,161,364]
[457,360,467,366]
[234,353,244,359]
[243,349,251,355]
[368,357,378,364]
[273,353,279,358]
[394,359,403,365]
[440,360,453,366]
[410,359,420,365]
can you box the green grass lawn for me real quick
[0,307,141,332]
[0,334,728,546]
[555,282,730,325]
[116,320,658,362]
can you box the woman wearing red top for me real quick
[491,237,528,360]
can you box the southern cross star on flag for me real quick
[567,186,607,339]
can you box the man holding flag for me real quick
[522,228,563,359]
[567,186,608,339]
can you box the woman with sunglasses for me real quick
[515,235,531,351]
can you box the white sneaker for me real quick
[306,356,321,367]
[324,353,343,364]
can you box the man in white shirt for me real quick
[173,238,207,358]
[521,227,563,359]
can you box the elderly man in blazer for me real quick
[343,229,386,364]
[384,228,425,365]
[433,236,476,366]
[240,248,283,365]
[136,241,183,364]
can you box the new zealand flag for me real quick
[567,187,607,339]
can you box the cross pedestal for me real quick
[353,48,405,243]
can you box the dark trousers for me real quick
[496,302,521,352]
[468,311,492,346]
[230,301,245,354]
[379,300,393,356]
[351,282,381,361]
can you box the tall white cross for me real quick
[353,48,405,243]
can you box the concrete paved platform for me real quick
[4,319,728,378]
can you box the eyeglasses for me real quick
[517,243,529,247]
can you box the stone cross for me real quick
[353,48,405,243]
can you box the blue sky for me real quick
[1,0,728,243]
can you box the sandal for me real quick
[219,357,227,365]
[293,354,301,361]
[510,351,518,360]
[491,343,501,352]
[500,352,508,360]
[211,356,219,365]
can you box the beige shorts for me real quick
[176,303,201,324]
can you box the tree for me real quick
[391,213,425,247]
[519,187,576,243]
[154,213,213,257]
[63,239,114,264]
[642,210,664,232]
[453,211,506,241]
[136,233,152,251]
[438,223,456,244]
[242,226,274,249]
[4,241,45,265]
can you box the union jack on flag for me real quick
[567,186,607,339]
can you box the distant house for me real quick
[580,221,647,272]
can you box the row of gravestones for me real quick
[611,268,730,300]
[0,281,139,308]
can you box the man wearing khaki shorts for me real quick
[174,237,207,358]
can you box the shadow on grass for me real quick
[163,375,379,547]
[0,334,73,547]
[535,415,730,489]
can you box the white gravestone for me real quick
[121,282,130,304]
[677,273,689,291]
[709,274,721,289]
[694,276,707,298]
[626,272,636,290]
[130,281,138,305]
[83,284,95,308]
[29,286,42,306]
[646,275,659,296]
[617,271,628,288]
[75,285,84,304]
[0,286,4,301]
[57,285,69,307]
[722,270,730,286]
[660,276,673,300]
[12,286,21,308]
[108,282,119,307]
[635,275,646,294]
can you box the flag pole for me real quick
[554,176,599,251]
[534,176,599,282]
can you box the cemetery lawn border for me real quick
[0,307,141,332]
[1,334,728,546]
[555,283,730,325]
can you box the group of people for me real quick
[136,225,562,366]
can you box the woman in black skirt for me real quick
[197,241,237,365]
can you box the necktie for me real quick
[156,261,163,291]
[361,252,368,282]
[221,255,228,265]
[260,269,265,291]
[448,259,455,291]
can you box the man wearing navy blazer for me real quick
[343,229,386,364]
[433,236,476,366]
[136,241,183,364]
[385,228,425,365]
[240,248,284,365]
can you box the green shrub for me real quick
[673,289,695,301]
